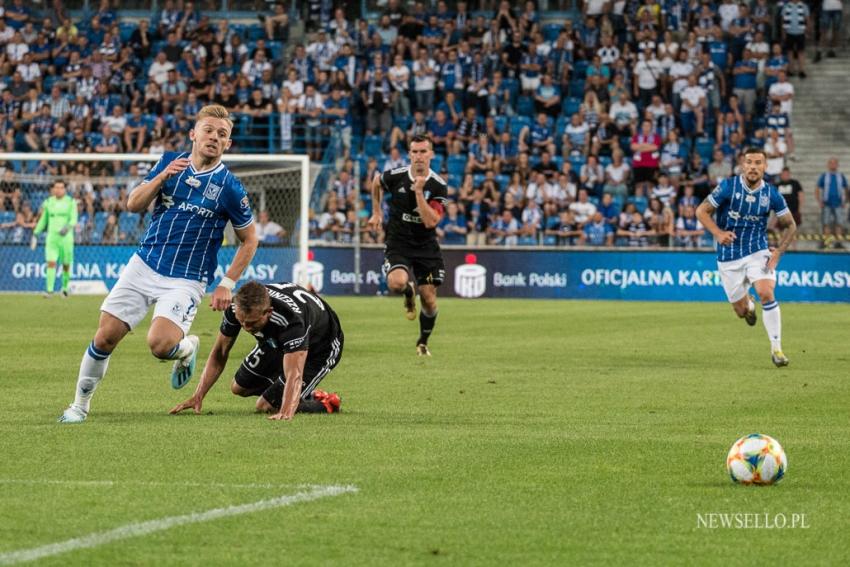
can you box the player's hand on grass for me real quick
[268,411,292,421]
[170,394,203,415]
[29,235,37,250]
[715,230,736,246]
[211,285,231,311]
[163,158,191,178]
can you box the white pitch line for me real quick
[0,479,304,490]
[0,484,358,565]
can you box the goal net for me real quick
[0,152,310,293]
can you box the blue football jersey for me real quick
[135,152,254,283]
[708,175,790,262]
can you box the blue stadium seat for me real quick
[0,211,15,224]
[516,95,534,117]
[430,153,444,174]
[119,212,141,238]
[543,24,563,42]
[472,173,486,186]
[363,135,383,157]
[493,115,508,134]
[569,155,586,171]
[564,97,582,116]
[510,116,532,137]
[495,174,510,191]
[447,174,463,188]
[573,60,589,79]
[568,80,585,99]
[599,156,612,167]
[94,212,110,236]
[695,138,714,162]
[447,155,467,177]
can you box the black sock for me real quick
[418,310,437,345]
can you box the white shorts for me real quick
[718,250,775,303]
[101,253,206,335]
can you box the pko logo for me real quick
[292,251,324,292]
[454,254,487,298]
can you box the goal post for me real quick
[0,152,311,292]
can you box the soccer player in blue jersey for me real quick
[59,104,259,423]
[696,147,797,367]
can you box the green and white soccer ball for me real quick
[726,433,787,485]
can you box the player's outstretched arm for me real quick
[170,332,237,415]
[127,157,191,213]
[269,350,308,421]
[210,223,258,311]
[696,198,736,246]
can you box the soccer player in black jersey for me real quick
[368,134,448,356]
[170,281,344,421]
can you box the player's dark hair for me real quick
[742,147,767,159]
[408,134,433,150]
[234,281,271,313]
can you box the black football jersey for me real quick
[220,282,338,354]
[379,166,449,249]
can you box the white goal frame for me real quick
[0,151,311,271]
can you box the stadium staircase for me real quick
[789,47,850,248]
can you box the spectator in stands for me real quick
[630,119,661,188]
[437,201,467,245]
[816,157,848,247]
[262,2,289,42]
[679,74,706,137]
[775,167,804,229]
[569,189,596,227]
[298,83,324,160]
[781,0,810,78]
[488,208,520,246]
[562,112,591,158]
[580,211,614,246]
[256,210,286,245]
[675,206,704,248]
[767,69,794,119]
[362,67,392,139]
[764,129,788,181]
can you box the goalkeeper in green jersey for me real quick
[31,181,78,297]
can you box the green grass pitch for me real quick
[1,295,848,565]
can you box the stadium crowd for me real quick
[0,0,844,248]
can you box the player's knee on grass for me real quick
[256,379,284,412]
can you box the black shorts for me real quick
[234,326,344,408]
[784,33,805,55]
[384,247,445,287]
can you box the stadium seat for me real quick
[543,24,562,42]
[430,153,444,174]
[0,211,14,226]
[569,155,586,171]
[695,138,714,162]
[573,60,589,79]
[495,174,510,191]
[364,135,383,157]
[447,174,463,188]
[568,80,585,99]
[493,115,508,134]
[516,95,534,117]
[472,173,486,187]
[447,155,467,177]
[564,97,582,116]
[510,116,532,137]
[119,212,141,238]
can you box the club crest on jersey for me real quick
[204,182,223,200]
[240,196,250,209]
[186,176,202,188]
[745,195,756,203]
[760,195,769,207]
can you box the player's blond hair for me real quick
[197,104,234,129]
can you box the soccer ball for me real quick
[726,433,787,485]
